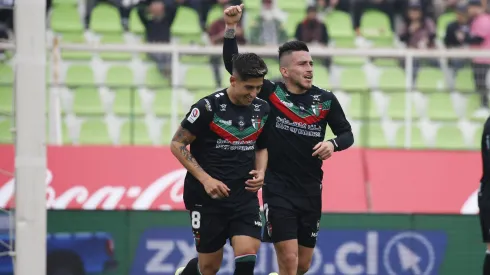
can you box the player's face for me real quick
[230,76,264,105]
[468,6,481,18]
[282,51,313,90]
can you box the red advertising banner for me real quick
[0,145,481,214]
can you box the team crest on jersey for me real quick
[193,231,201,246]
[311,103,323,116]
[238,116,245,131]
[251,116,262,130]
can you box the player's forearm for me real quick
[170,141,212,184]
[223,25,238,75]
[329,131,354,152]
[255,148,268,172]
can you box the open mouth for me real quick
[304,75,313,81]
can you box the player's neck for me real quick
[284,80,307,95]
[226,87,242,106]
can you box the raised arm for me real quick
[222,4,243,75]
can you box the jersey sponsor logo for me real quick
[220,104,227,111]
[269,86,331,124]
[210,114,268,142]
[252,104,261,112]
[204,99,212,111]
[219,119,232,126]
[187,108,200,124]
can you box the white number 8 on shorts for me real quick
[191,211,201,229]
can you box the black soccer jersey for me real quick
[180,90,270,210]
[223,37,354,197]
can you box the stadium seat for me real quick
[384,92,418,120]
[378,68,406,91]
[151,88,173,116]
[50,5,84,32]
[0,117,13,143]
[106,65,134,86]
[65,64,95,85]
[184,65,216,89]
[437,12,456,38]
[313,65,330,88]
[346,91,378,119]
[395,124,426,148]
[120,119,153,145]
[415,67,445,92]
[0,86,12,114]
[145,66,169,88]
[206,4,224,26]
[277,0,307,11]
[325,11,354,38]
[0,63,14,84]
[72,87,104,114]
[466,93,482,119]
[78,119,113,144]
[360,10,392,39]
[129,9,145,34]
[340,68,368,91]
[171,7,201,36]
[90,3,123,33]
[436,124,465,149]
[112,88,144,116]
[244,0,261,10]
[426,92,458,120]
[454,69,475,93]
[284,11,304,38]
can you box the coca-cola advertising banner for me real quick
[0,145,481,213]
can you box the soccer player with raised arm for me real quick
[222,5,354,275]
[171,53,270,275]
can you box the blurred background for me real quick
[0,0,489,274]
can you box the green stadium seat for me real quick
[112,88,144,116]
[160,121,173,145]
[91,3,123,33]
[129,9,145,34]
[325,11,354,38]
[348,91,377,119]
[466,93,481,119]
[313,65,330,88]
[378,68,405,91]
[145,66,169,88]
[474,124,484,148]
[65,64,95,85]
[53,0,78,6]
[50,6,84,32]
[436,124,465,149]
[244,0,261,10]
[120,119,153,145]
[0,86,13,114]
[385,92,419,120]
[152,88,173,116]
[361,121,392,147]
[395,124,426,148]
[437,12,456,38]
[455,69,475,93]
[360,10,392,39]
[99,34,132,60]
[331,39,366,66]
[284,11,304,38]
[415,67,445,92]
[79,119,112,144]
[0,117,13,143]
[0,63,13,84]
[61,44,93,60]
[340,68,368,91]
[171,7,201,36]
[206,4,224,26]
[184,65,215,89]
[72,88,104,114]
[106,65,134,86]
[277,0,307,11]
[426,92,458,120]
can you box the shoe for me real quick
[175,267,185,275]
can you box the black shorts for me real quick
[262,190,322,248]
[188,204,263,253]
[479,195,490,243]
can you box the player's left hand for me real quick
[245,170,265,192]
[312,141,334,160]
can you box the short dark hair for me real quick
[232,53,268,81]
[278,41,310,60]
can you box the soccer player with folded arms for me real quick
[172,53,270,275]
[222,4,354,275]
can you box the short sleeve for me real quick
[255,103,270,150]
[180,99,214,136]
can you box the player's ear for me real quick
[230,75,237,87]
[280,67,288,78]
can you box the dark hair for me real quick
[232,53,268,81]
[278,41,310,60]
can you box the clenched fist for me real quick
[224,4,244,27]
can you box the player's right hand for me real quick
[202,178,230,199]
[224,4,244,26]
